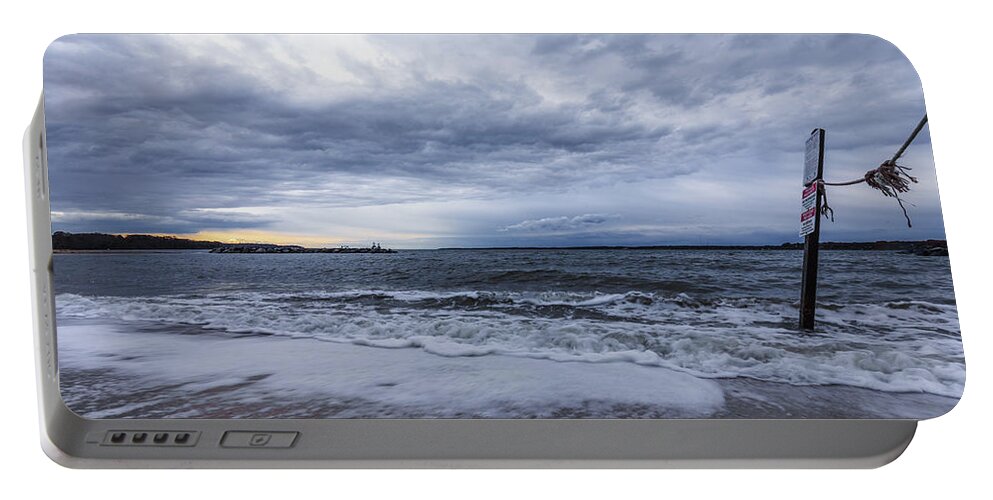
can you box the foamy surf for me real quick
[56,289,965,399]
[57,320,726,418]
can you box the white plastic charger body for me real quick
[25,97,919,469]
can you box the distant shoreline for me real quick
[52,231,948,254]
[53,249,210,254]
[50,232,400,253]
[435,240,948,252]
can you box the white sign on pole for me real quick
[800,183,818,237]
[803,132,821,185]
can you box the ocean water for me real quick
[53,249,965,418]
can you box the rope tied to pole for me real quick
[818,114,927,227]
[818,181,834,222]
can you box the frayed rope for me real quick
[818,115,927,228]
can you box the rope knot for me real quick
[865,161,918,197]
[864,161,918,228]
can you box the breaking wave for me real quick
[56,289,965,398]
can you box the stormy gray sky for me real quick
[44,34,943,248]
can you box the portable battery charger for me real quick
[25,34,963,468]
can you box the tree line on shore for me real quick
[52,231,222,250]
[51,231,947,255]
[51,232,396,253]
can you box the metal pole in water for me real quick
[799,128,825,330]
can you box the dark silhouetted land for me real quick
[52,232,946,256]
[439,240,948,255]
[52,232,395,253]
[52,231,223,251]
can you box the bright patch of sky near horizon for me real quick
[44,34,942,248]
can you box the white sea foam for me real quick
[55,289,965,398]
[58,322,725,418]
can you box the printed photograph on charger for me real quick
[44,34,964,419]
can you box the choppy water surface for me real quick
[54,249,964,417]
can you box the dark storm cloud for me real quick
[42,35,942,244]
[529,34,926,152]
[45,35,674,218]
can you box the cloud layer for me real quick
[503,214,619,233]
[43,35,943,246]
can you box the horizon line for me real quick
[51,231,947,251]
